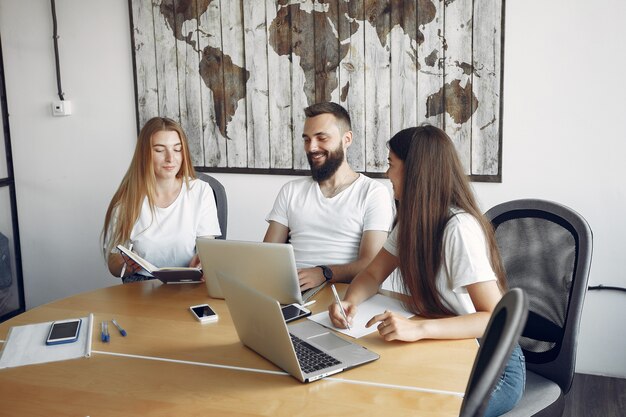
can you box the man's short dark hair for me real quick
[304,102,351,133]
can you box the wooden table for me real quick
[0,281,477,416]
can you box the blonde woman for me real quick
[102,117,220,283]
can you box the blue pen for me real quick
[101,321,110,343]
[111,319,127,336]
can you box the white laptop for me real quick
[196,238,326,305]
[217,272,379,383]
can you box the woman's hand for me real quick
[113,252,141,277]
[188,254,201,269]
[366,310,426,342]
[123,259,142,276]
[328,301,357,329]
[188,254,206,282]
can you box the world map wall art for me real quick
[130,0,504,181]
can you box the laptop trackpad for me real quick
[307,332,351,350]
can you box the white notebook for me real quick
[0,314,93,369]
[308,294,414,339]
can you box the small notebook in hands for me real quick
[217,272,379,383]
[196,238,325,305]
[116,245,202,284]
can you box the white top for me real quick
[383,208,497,315]
[111,178,221,275]
[266,175,394,268]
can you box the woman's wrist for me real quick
[414,319,430,340]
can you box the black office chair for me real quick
[485,199,593,417]
[460,288,529,417]
[197,173,228,240]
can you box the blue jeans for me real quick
[122,274,155,284]
[484,344,526,417]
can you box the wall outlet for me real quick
[52,100,72,116]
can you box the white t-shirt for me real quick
[111,178,221,275]
[383,208,497,315]
[266,175,394,268]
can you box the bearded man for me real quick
[264,102,394,291]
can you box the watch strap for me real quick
[316,265,333,282]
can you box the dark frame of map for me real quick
[129,0,504,182]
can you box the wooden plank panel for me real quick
[153,0,180,119]
[390,0,418,134]
[290,5,315,170]
[243,1,270,169]
[131,0,159,129]
[417,0,443,127]
[364,0,392,172]
[442,0,474,174]
[330,1,346,106]
[220,0,248,168]
[130,0,502,181]
[471,0,502,176]
[290,80,308,171]
[314,1,340,104]
[174,0,203,166]
[197,0,227,167]
[339,0,366,172]
[266,1,293,169]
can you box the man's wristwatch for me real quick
[317,265,333,282]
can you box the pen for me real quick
[301,300,316,308]
[330,284,351,330]
[119,243,133,278]
[111,319,127,336]
[101,321,110,343]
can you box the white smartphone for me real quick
[190,304,218,323]
[46,318,82,345]
[281,303,311,323]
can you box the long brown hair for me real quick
[101,117,196,257]
[388,125,506,318]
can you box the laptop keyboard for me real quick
[290,334,341,373]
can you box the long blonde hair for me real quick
[101,117,196,257]
[388,125,506,318]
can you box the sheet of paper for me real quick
[308,294,414,338]
[0,314,93,369]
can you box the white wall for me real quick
[0,0,136,303]
[1,0,625,377]
[476,1,626,378]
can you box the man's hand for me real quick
[297,267,326,291]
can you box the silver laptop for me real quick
[217,272,379,383]
[196,238,326,305]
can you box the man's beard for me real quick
[307,145,345,182]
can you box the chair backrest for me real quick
[485,199,593,394]
[197,173,228,240]
[460,288,529,417]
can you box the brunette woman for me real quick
[329,125,524,416]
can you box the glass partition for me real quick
[0,107,6,179]
[0,38,24,321]
[0,187,21,318]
